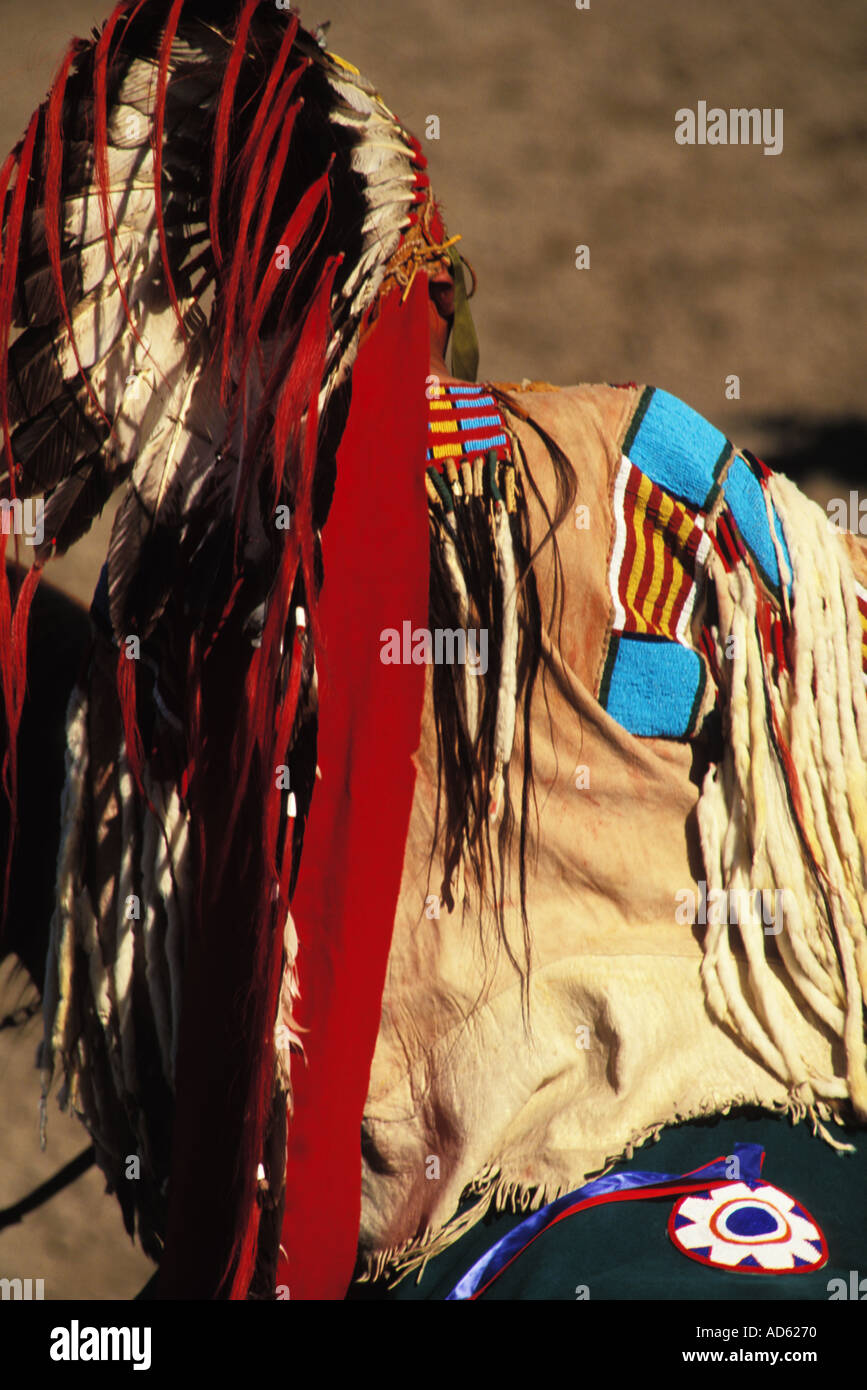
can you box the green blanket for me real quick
[349,1110,866,1301]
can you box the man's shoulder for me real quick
[491,378,646,422]
[490,379,646,468]
[492,379,731,453]
[493,380,753,511]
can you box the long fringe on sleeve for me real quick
[697,472,867,1142]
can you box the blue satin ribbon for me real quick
[445,1143,765,1300]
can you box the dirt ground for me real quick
[0,0,864,1299]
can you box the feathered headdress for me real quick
[0,0,455,1297]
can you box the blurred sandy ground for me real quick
[0,0,864,1298]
